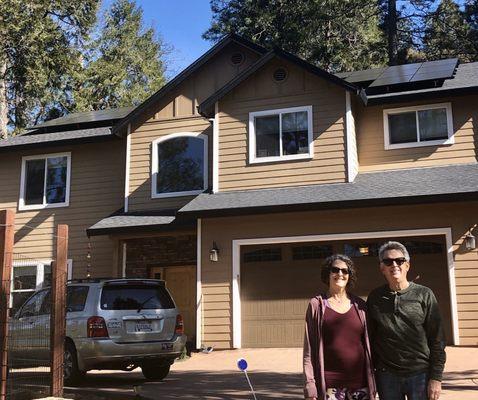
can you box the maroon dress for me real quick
[322,302,367,389]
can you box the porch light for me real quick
[465,231,476,251]
[358,245,369,255]
[209,242,220,262]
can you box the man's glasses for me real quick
[329,266,350,275]
[381,257,407,267]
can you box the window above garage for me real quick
[151,133,208,198]
[249,106,314,164]
[383,103,454,150]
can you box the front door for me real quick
[150,265,196,342]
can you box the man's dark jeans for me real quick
[376,369,428,400]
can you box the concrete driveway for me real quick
[64,347,478,399]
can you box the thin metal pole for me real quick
[243,370,258,400]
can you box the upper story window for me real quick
[383,103,454,150]
[249,106,314,164]
[19,153,71,210]
[152,133,208,198]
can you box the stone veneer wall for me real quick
[125,235,196,277]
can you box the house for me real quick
[1,34,477,349]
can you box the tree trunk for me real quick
[0,62,7,139]
[387,0,398,65]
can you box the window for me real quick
[11,260,72,313]
[151,133,208,198]
[17,290,49,318]
[383,103,454,149]
[249,106,313,163]
[19,153,71,210]
[243,248,282,263]
[292,245,333,260]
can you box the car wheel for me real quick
[64,341,86,385]
[141,363,170,380]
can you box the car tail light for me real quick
[175,314,184,335]
[87,316,109,338]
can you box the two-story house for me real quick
[1,34,477,350]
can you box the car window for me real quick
[100,284,174,310]
[18,290,48,318]
[67,286,89,312]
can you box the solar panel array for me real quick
[337,58,458,88]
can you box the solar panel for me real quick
[369,63,421,87]
[409,58,458,82]
[345,67,387,83]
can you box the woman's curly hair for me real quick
[321,254,357,288]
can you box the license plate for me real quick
[135,322,153,332]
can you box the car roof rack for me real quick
[67,277,165,284]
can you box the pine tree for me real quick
[423,0,472,60]
[74,0,166,111]
[0,0,99,137]
[204,0,386,72]
[464,0,478,59]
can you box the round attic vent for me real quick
[273,67,288,82]
[230,52,245,66]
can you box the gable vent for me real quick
[273,67,288,82]
[230,52,245,66]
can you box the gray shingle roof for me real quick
[88,215,176,232]
[0,127,114,150]
[30,107,134,130]
[179,163,478,215]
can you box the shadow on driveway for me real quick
[65,369,303,399]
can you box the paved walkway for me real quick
[64,346,477,399]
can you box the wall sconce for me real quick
[465,229,476,250]
[209,242,220,262]
[358,245,369,255]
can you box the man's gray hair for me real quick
[378,241,410,262]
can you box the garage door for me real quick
[240,237,452,348]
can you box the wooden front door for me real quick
[150,265,196,342]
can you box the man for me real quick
[366,241,446,400]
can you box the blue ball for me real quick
[237,358,248,371]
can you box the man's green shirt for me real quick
[366,282,446,381]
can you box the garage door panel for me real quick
[241,237,453,348]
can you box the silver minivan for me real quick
[9,278,187,383]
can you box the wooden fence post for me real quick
[0,210,14,400]
[50,224,68,397]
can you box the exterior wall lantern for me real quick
[209,242,220,262]
[358,245,369,255]
[465,229,476,251]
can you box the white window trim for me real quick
[249,105,314,164]
[151,132,208,199]
[19,152,71,211]
[10,259,73,308]
[383,102,454,150]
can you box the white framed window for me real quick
[11,259,72,312]
[383,103,454,150]
[19,152,71,211]
[249,106,314,164]
[151,132,208,199]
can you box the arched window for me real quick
[152,133,208,198]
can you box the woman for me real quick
[303,254,376,400]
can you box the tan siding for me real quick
[201,201,478,348]
[0,140,125,279]
[218,58,347,191]
[357,95,478,171]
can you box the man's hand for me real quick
[428,379,441,400]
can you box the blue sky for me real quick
[101,0,214,78]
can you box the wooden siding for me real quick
[128,116,212,212]
[127,42,261,212]
[201,201,478,349]
[357,95,478,171]
[0,140,125,278]
[217,58,347,191]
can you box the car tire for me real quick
[64,341,86,385]
[141,363,170,381]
